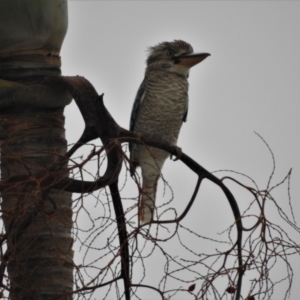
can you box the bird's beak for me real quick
[173,53,210,68]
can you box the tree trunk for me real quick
[0,1,73,299]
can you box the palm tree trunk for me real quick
[0,108,73,299]
[0,1,73,298]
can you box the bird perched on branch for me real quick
[129,40,210,224]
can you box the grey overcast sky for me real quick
[61,1,300,299]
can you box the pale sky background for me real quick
[61,1,300,299]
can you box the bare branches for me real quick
[0,75,299,300]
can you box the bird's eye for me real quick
[167,49,174,56]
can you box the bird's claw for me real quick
[170,146,182,161]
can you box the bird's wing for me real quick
[130,79,146,132]
[183,97,188,122]
[183,109,188,122]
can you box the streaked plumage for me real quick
[130,40,210,224]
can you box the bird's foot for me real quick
[170,146,182,161]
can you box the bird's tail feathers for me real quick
[139,174,159,224]
[138,154,165,224]
[139,191,156,224]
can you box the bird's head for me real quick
[146,40,210,77]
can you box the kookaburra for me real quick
[129,40,210,224]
